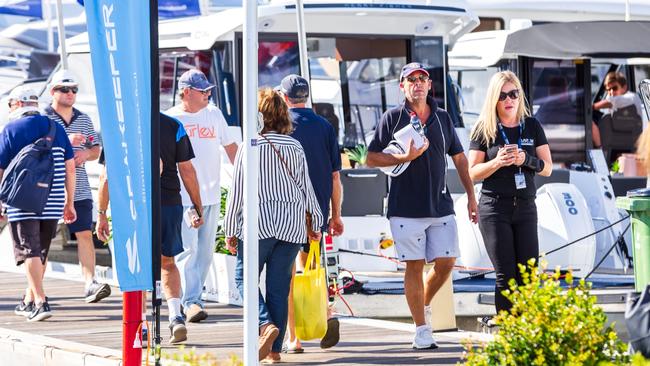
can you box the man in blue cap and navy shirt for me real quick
[278,74,345,354]
[367,63,478,349]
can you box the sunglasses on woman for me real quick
[498,89,520,101]
[54,86,78,94]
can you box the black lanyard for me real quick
[497,122,523,148]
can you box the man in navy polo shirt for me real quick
[367,63,478,349]
[279,74,344,352]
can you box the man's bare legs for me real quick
[24,257,46,304]
[424,257,455,306]
[76,230,96,285]
[404,259,426,326]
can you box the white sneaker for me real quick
[424,305,432,328]
[412,325,438,349]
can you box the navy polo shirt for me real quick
[368,97,463,218]
[289,108,342,223]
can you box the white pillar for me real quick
[243,0,260,365]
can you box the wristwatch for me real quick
[98,209,107,215]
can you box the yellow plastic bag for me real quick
[293,239,328,341]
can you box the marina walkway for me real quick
[0,271,488,365]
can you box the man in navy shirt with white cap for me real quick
[367,62,478,349]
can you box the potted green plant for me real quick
[344,144,368,168]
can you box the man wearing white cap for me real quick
[45,70,110,303]
[1,86,77,321]
[367,62,478,349]
[165,69,238,322]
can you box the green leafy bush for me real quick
[162,345,242,365]
[464,259,629,366]
[214,187,232,255]
[344,144,368,167]
[600,353,650,366]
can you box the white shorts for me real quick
[389,215,459,263]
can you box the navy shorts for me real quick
[161,205,184,257]
[67,199,93,233]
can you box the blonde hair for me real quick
[470,71,530,145]
[637,128,650,172]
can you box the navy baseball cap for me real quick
[178,69,215,91]
[280,74,309,99]
[400,62,430,80]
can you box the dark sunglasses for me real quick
[405,75,430,83]
[55,86,78,94]
[498,89,520,101]
[191,88,211,95]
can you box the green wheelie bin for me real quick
[617,189,650,292]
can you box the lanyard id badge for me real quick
[514,168,526,190]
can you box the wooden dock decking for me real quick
[0,271,486,365]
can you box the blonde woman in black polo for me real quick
[468,71,552,323]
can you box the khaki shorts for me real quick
[389,215,459,263]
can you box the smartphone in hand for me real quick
[505,144,518,155]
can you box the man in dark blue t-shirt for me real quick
[0,86,76,322]
[367,63,478,349]
[94,113,203,344]
[279,74,344,352]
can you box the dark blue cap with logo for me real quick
[280,74,310,99]
[178,69,215,91]
[400,62,430,80]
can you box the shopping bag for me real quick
[293,239,328,341]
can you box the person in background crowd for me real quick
[95,113,204,344]
[224,88,323,363]
[592,71,645,150]
[468,71,552,324]
[1,86,76,321]
[277,74,344,353]
[166,69,238,323]
[45,70,109,303]
[367,62,478,349]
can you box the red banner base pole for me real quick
[123,291,143,366]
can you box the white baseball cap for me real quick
[50,69,78,88]
[8,85,39,103]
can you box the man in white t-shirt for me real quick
[166,69,238,322]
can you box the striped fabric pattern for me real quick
[7,147,67,221]
[45,107,99,202]
[224,133,324,244]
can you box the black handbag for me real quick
[626,285,650,357]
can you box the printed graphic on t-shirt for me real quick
[184,124,216,139]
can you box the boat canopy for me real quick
[450,21,650,68]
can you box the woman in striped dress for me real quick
[224,88,323,363]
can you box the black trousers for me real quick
[478,194,539,313]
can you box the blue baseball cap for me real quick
[279,74,309,99]
[178,69,215,91]
[400,62,430,81]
